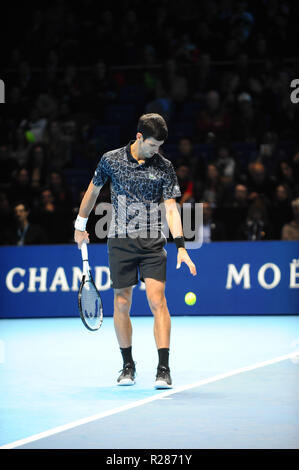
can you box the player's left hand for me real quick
[176,248,197,276]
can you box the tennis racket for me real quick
[78,242,103,331]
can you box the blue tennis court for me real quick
[1,315,299,449]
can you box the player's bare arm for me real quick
[74,180,101,248]
[164,198,197,276]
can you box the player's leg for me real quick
[144,278,170,349]
[144,277,173,389]
[114,286,136,385]
[108,237,139,385]
[113,286,133,349]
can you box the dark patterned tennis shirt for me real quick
[92,141,181,237]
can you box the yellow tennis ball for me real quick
[185,292,196,306]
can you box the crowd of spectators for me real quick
[1,0,299,245]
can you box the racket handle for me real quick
[81,241,88,262]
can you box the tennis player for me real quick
[74,113,197,389]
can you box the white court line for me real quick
[1,350,299,449]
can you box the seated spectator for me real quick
[252,34,268,61]
[143,63,158,99]
[48,170,73,209]
[43,120,71,171]
[281,198,299,241]
[201,201,226,243]
[219,71,240,107]
[156,59,189,106]
[232,183,249,208]
[277,160,299,199]
[7,202,47,245]
[90,61,118,105]
[175,32,198,64]
[120,9,141,64]
[214,145,236,179]
[196,90,231,143]
[220,183,250,240]
[236,200,271,241]
[230,92,266,143]
[57,103,77,145]
[26,144,49,190]
[192,54,217,97]
[8,167,38,207]
[32,187,73,243]
[95,11,116,57]
[35,92,58,119]
[175,137,206,179]
[43,53,59,94]
[175,164,194,207]
[194,22,214,58]
[223,38,239,60]
[246,161,275,202]
[256,131,280,178]
[58,65,81,102]
[147,60,188,123]
[145,89,173,123]
[214,144,237,203]
[195,164,224,208]
[230,2,254,48]
[157,26,177,65]
[269,184,293,240]
[10,127,33,168]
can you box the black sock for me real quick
[158,348,169,368]
[120,346,134,366]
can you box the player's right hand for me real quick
[176,248,197,276]
[74,229,90,249]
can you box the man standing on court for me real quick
[74,113,197,389]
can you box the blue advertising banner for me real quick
[0,241,298,318]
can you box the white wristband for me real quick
[74,215,88,231]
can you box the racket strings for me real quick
[81,280,102,328]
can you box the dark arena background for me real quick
[0,0,299,459]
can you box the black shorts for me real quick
[107,235,167,289]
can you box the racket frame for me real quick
[78,242,103,331]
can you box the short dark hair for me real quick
[137,113,168,141]
[14,201,30,212]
